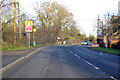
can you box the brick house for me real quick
[103,16,120,48]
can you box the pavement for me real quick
[2,45,120,79]
[2,46,43,68]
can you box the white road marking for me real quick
[67,48,73,54]
[110,76,117,80]
[99,53,103,54]
[84,60,99,70]
[94,67,99,70]
[84,60,91,65]
[74,54,80,58]
[0,57,24,75]
[74,48,100,70]
[68,49,100,70]
[69,47,117,80]
[0,47,46,75]
[70,51,73,53]
[67,49,80,58]
[67,48,69,51]
[25,50,36,58]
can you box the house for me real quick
[103,16,120,48]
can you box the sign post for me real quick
[29,32,30,47]
[25,21,33,47]
[33,29,36,46]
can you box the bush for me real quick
[111,41,120,49]
[111,44,116,49]
[116,41,120,49]
[99,41,105,47]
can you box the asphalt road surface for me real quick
[2,47,43,68]
[3,45,120,79]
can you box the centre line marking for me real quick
[74,54,80,58]
[110,76,117,80]
[69,47,117,80]
[84,60,99,70]
[94,67,99,70]
[70,51,73,53]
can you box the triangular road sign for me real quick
[27,22,32,27]
[25,21,33,32]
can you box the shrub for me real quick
[111,44,116,49]
[116,41,120,49]
[111,41,120,49]
[99,41,105,47]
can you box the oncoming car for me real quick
[81,40,89,45]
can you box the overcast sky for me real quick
[18,0,119,37]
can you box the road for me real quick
[2,45,120,79]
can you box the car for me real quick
[82,40,89,45]
[94,41,97,44]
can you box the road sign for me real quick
[57,37,60,40]
[106,33,108,36]
[25,21,33,32]
[33,29,36,32]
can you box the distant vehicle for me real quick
[87,44,92,47]
[82,40,89,45]
[95,41,97,44]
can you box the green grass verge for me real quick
[1,46,32,51]
[35,43,59,47]
[1,43,59,51]
[91,47,120,56]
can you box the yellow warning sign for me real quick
[25,21,33,32]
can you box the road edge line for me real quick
[0,46,46,75]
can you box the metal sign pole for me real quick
[33,30,34,46]
[29,32,30,47]
[26,33,29,47]
[26,33,30,47]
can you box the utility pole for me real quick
[17,2,21,46]
[14,0,16,44]
[106,33,108,50]
[119,1,120,16]
[101,21,104,37]
[97,15,100,44]
[105,13,110,50]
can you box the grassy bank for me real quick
[1,46,32,51]
[35,43,58,47]
[1,43,58,51]
[91,47,120,56]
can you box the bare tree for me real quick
[34,2,80,43]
